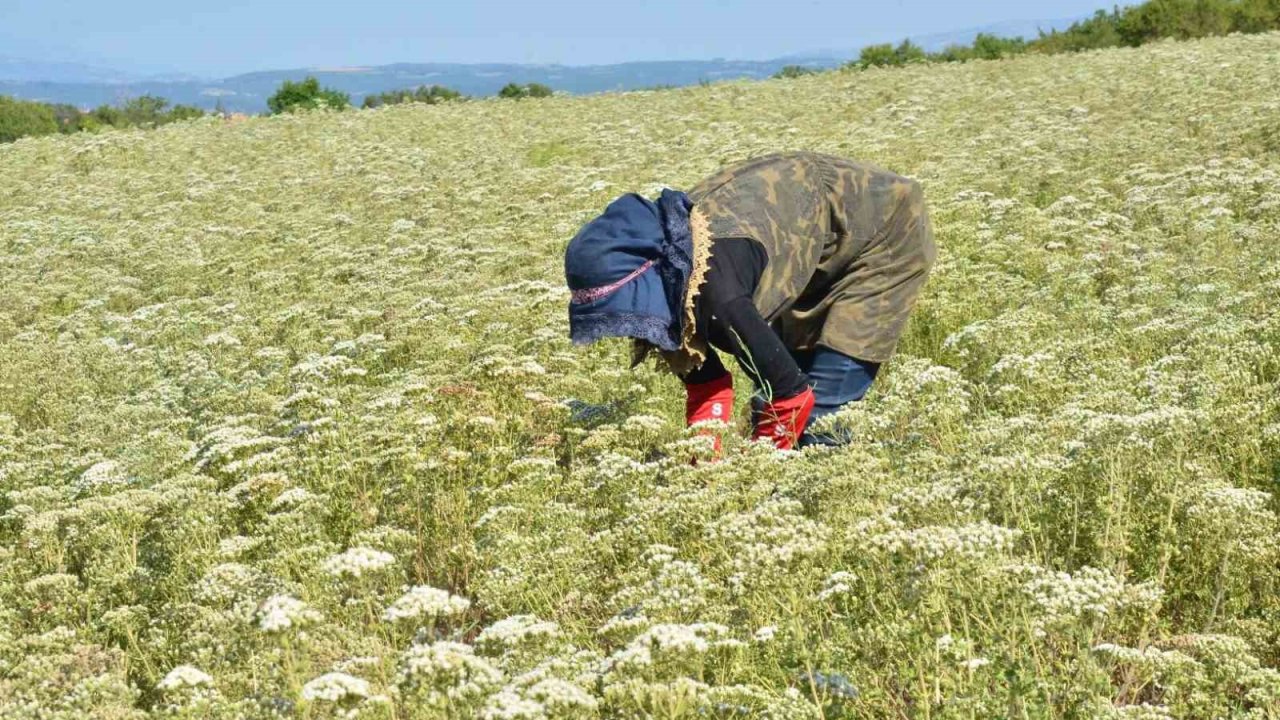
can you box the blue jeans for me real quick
[792,346,880,447]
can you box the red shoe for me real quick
[751,387,815,451]
[685,373,733,458]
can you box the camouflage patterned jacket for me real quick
[686,151,936,363]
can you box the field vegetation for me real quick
[2,30,1280,719]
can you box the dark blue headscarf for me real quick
[565,189,696,352]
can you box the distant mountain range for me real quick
[3,59,847,113]
[0,17,1082,113]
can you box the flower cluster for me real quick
[322,547,397,578]
[383,585,471,623]
[395,641,504,708]
[256,594,323,633]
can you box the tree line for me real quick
[0,94,205,143]
[264,78,558,112]
[0,78,551,143]
[266,77,554,112]
[771,0,1280,75]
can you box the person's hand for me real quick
[685,373,733,459]
[751,386,816,451]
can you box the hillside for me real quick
[2,32,1280,718]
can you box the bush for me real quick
[852,40,926,69]
[1031,10,1125,53]
[773,65,818,79]
[0,93,203,141]
[929,44,972,63]
[1230,0,1280,30]
[120,95,170,127]
[362,85,463,109]
[48,104,87,133]
[1117,0,1235,44]
[82,96,204,130]
[267,77,351,114]
[0,96,58,143]
[363,85,462,109]
[167,104,205,123]
[88,104,122,128]
[971,33,1027,60]
[894,39,927,64]
[497,83,554,100]
[931,33,1026,64]
[854,43,899,69]
[1028,0,1280,55]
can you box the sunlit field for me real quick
[3,32,1280,719]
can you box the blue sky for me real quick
[2,0,1125,78]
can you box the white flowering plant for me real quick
[2,30,1280,720]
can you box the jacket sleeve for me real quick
[698,240,809,400]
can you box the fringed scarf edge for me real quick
[631,204,714,376]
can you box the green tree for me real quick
[267,77,351,114]
[1029,9,1125,53]
[928,44,973,62]
[417,85,463,103]
[1116,0,1233,44]
[120,95,170,127]
[166,104,205,123]
[852,40,925,69]
[48,103,87,133]
[894,39,927,64]
[971,33,1027,59]
[1025,0,1280,54]
[854,43,899,68]
[1229,0,1280,31]
[497,82,528,99]
[0,96,58,143]
[89,104,122,127]
[525,82,554,98]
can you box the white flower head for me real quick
[74,460,130,495]
[476,615,561,654]
[383,585,471,623]
[528,678,598,713]
[322,546,396,578]
[395,641,503,702]
[301,672,371,702]
[256,594,323,633]
[270,486,315,511]
[481,688,546,719]
[158,664,214,691]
